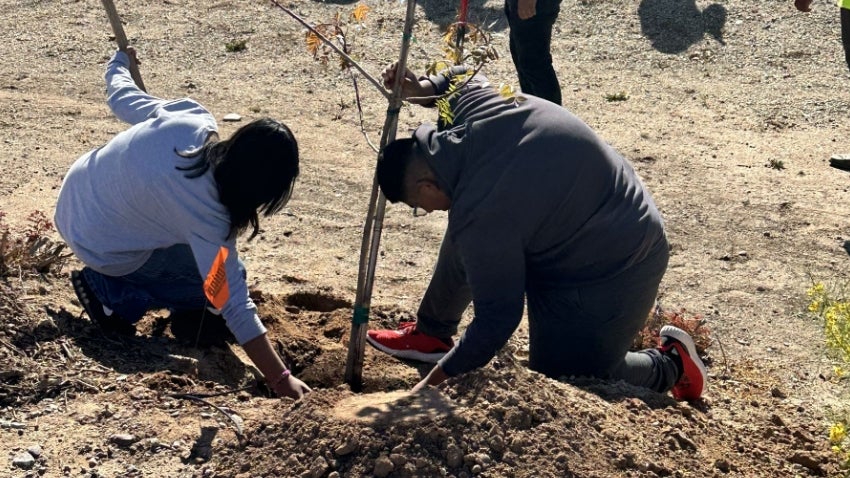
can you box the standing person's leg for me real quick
[841,7,850,72]
[505,3,562,105]
[526,241,693,396]
[78,244,237,324]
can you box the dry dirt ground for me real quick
[2,0,850,476]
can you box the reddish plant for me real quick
[632,306,712,355]
[0,210,68,276]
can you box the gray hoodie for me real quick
[55,52,265,345]
[415,71,666,376]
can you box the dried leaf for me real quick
[305,31,321,56]
[351,4,369,22]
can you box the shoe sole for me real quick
[365,335,447,363]
[71,270,107,323]
[660,325,708,397]
[71,270,136,336]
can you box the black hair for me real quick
[377,137,417,203]
[177,118,299,240]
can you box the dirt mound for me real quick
[213,349,838,477]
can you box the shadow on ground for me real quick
[638,0,726,54]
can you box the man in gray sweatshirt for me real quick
[367,64,707,400]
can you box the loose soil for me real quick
[2,0,850,477]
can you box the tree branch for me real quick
[268,0,390,100]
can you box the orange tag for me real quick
[203,246,230,309]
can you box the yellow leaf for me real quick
[351,4,369,22]
[498,83,515,98]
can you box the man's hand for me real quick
[412,365,450,393]
[517,0,537,20]
[272,374,312,399]
[381,62,432,100]
[794,0,813,12]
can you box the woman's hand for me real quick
[272,373,312,399]
[123,46,141,65]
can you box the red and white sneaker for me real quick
[659,325,708,401]
[366,321,453,363]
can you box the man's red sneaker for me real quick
[366,321,454,363]
[659,325,708,401]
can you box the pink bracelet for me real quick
[272,369,291,387]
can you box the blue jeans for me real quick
[82,244,245,324]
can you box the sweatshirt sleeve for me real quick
[437,219,526,377]
[422,66,490,99]
[105,51,168,125]
[190,237,267,345]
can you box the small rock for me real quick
[446,444,463,468]
[769,414,786,427]
[373,455,394,477]
[223,113,242,122]
[670,430,697,451]
[309,456,328,478]
[389,454,406,466]
[26,445,42,458]
[12,452,35,469]
[109,434,139,448]
[770,387,787,399]
[714,458,731,472]
[787,451,824,473]
[488,435,505,453]
[334,437,358,456]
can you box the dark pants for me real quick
[505,3,562,105]
[416,232,679,394]
[842,7,850,72]
[84,244,245,323]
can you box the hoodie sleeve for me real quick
[189,236,267,345]
[420,66,490,102]
[437,218,526,376]
[105,51,169,125]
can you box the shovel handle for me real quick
[101,0,146,92]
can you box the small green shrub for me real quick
[225,39,248,53]
[604,92,629,102]
[807,282,850,473]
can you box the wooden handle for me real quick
[100,0,146,92]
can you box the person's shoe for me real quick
[366,321,453,363]
[71,270,135,336]
[829,154,850,171]
[659,325,707,401]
